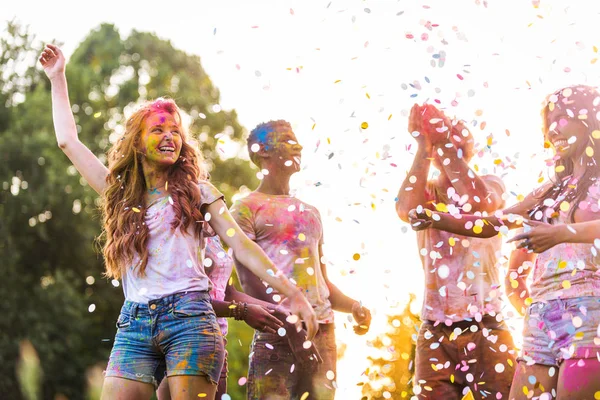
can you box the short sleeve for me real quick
[229,199,256,241]
[315,207,325,246]
[198,180,224,208]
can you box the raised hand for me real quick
[244,304,284,334]
[507,220,562,253]
[408,104,433,154]
[421,104,451,146]
[408,207,434,231]
[39,44,66,81]
[352,303,372,335]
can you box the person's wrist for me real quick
[558,224,571,244]
[49,72,67,84]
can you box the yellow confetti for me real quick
[594,46,598,53]
[198,394,207,398]
[94,112,102,118]
[431,363,438,371]
[312,123,316,130]
[300,392,310,400]
[587,147,595,157]
[525,297,533,306]
[473,225,483,234]
[592,58,598,65]
[334,80,341,83]
[298,233,306,241]
[511,280,519,289]
[388,114,393,120]
[366,93,370,99]
[507,358,514,367]
[450,374,455,383]
[522,386,529,395]
[132,207,141,213]
[226,228,235,237]
[353,253,361,261]
[558,260,567,269]
[165,181,168,190]
[449,237,456,246]
[560,201,570,212]
[593,130,600,139]
[594,391,600,399]
[361,122,369,129]
[435,203,448,212]
[555,165,565,173]
[562,280,571,289]
[493,159,502,165]
[461,389,475,400]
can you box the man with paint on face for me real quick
[396,104,516,399]
[230,120,372,400]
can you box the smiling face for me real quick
[267,128,303,172]
[544,87,597,161]
[139,110,183,167]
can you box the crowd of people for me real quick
[39,41,599,400]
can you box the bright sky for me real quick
[7,0,600,397]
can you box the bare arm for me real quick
[40,44,109,195]
[206,200,318,339]
[396,104,434,222]
[435,141,503,213]
[505,248,535,315]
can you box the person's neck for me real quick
[143,165,168,196]
[256,173,292,196]
[571,157,588,181]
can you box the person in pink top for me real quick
[409,85,600,399]
[396,104,516,399]
[39,44,317,400]
[230,120,373,400]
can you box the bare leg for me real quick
[101,377,155,400]
[168,375,217,400]
[556,358,600,399]
[157,378,172,400]
[508,361,557,400]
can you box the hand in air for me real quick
[507,220,561,254]
[352,302,372,335]
[39,44,66,81]
[408,104,433,154]
[407,208,434,231]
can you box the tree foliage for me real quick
[361,295,420,400]
[0,20,257,399]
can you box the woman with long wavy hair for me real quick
[39,43,317,400]
[407,85,600,399]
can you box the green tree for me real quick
[0,20,257,399]
[361,294,420,400]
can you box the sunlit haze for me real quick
[6,0,600,397]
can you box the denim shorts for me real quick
[104,291,225,388]
[520,296,600,366]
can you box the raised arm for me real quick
[396,104,434,222]
[508,219,600,253]
[205,199,318,339]
[433,120,504,213]
[39,44,109,195]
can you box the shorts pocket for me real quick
[116,312,132,329]
[172,299,213,320]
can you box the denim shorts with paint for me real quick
[104,291,225,388]
[520,296,600,367]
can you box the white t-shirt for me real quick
[121,181,223,303]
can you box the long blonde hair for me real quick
[100,98,207,278]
